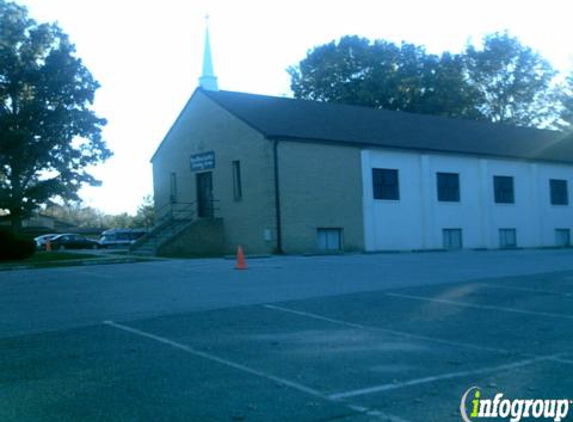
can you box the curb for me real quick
[0,257,153,272]
[223,254,272,261]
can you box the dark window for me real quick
[494,176,514,204]
[232,161,242,200]
[169,172,177,204]
[550,179,568,205]
[437,172,460,202]
[372,169,400,200]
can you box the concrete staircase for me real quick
[130,219,193,256]
[130,201,224,256]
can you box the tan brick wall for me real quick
[152,91,366,255]
[152,91,276,255]
[157,218,225,257]
[277,141,364,253]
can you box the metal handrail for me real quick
[131,200,220,254]
[156,201,196,225]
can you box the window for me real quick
[232,161,242,200]
[443,229,463,250]
[372,169,399,200]
[494,176,514,204]
[317,228,343,251]
[550,179,568,205]
[437,172,460,202]
[555,229,571,248]
[499,228,517,248]
[169,172,177,204]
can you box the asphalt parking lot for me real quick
[2,250,573,421]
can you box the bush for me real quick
[0,228,36,261]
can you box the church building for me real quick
[139,24,573,256]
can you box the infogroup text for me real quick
[460,387,571,422]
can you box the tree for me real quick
[464,32,559,127]
[132,195,154,228]
[560,72,573,128]
[43,203,107,228]
[289,32,562,128]
[43,196,155,229]
[288,36,482,119]
[0,0,111,229]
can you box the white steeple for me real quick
[199,15,218,91]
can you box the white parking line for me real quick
[476,283,571,297]
[263,306,569,400]
[103,320,324,396]
[264,303,573,365]
[263,304,517,355]
[386,293,573,320]
[329,353,562,400]
[103,320,412,422]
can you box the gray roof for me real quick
[202,89,573,164]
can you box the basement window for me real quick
[555,229,571,247]
[317,228,343,252]
[499,228,517,249]
[443,228,463,250]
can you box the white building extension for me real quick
[362,149,573,251]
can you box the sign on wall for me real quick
[190,151,215,172]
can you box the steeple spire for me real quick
[199,14,218,91]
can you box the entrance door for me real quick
[196,172,214,218]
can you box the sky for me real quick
[13,0,573,215]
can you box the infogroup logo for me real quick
[460,387,571,422]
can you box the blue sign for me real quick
[190,151,215,172]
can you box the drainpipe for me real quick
[273,139,283,254]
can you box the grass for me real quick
[0,251,100,267]
[27,251,100,262]
[0,250,154,270]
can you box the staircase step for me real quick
[130,218,196,256]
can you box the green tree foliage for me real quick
[42,203,107,228]
[0,0,111,229]
[464,32,558,127]
[132,195,154,228]
[289,32,564,128]
[289,36,481,119]
[560,72,573,128]
[43,196,154,229]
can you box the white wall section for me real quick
[362,148,573,251]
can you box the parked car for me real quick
[99,228,147,248]
[49,234,102,250]
[34,233,59,250]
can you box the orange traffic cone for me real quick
[235,245,247,270]
[45,241,52,252]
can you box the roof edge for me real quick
[199,89,271,136]
[151,88,271,163]
[268,134,573,166]
[150,88,204,163]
